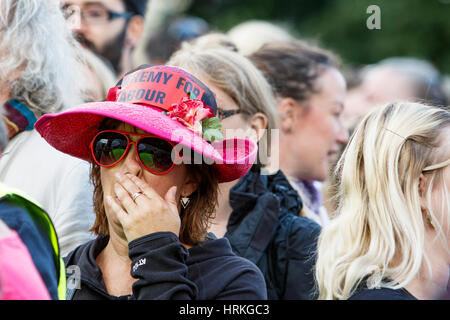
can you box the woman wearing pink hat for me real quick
[35,65,266,300]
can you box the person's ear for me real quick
[124,15,144,49]
[418,173,438,229]
[418,173,428,213]
[278,97,302,133]
[180,170,201,199]
[248,112,268,142]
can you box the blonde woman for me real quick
[315,102,450,300]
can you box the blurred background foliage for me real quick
[184,0,450,73]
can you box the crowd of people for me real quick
[0,0,448,300]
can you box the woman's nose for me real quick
[120,143,142,176]
[337,122,349,145]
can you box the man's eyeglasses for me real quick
[217,108,242,120]
[61,3,132,25]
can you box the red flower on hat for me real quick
[167,98,212,135]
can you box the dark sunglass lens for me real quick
[93,132,128,166]
[138,138,173,173]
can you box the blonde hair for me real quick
[186,32,238,52]
[167,38,278,166]
[315,102,450,300]
[0,0,84,115]
[227,20,294,55]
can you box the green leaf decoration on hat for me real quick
[189,91,198,100]
[201,116,224,143]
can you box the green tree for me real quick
[187,0,450,73]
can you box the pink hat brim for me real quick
[35,101,257,183]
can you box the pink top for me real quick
[0,230,51,300]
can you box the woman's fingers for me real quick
[113,179,137,213]
[114,173,156,211]
[111,173,182,242]
[122,174,179,215]
[126,174,160,201]
[115,173,142,196]
[106,195,129,225]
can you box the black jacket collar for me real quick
[225,167,303,264]
[64,233,236,297]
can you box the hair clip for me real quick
[423,158,450,172]
[382,127,406,140]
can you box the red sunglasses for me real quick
[90,130,177,175]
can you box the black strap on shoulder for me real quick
[260,174,269,189]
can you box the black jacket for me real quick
[349,287,417,300]
[64,231,267,300]
[225,168,321,300]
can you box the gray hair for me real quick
[0,108,8,152]
[0,0,84,115]
[362,57,448,107]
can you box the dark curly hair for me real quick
[248,40,341,103]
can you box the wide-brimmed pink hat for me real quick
[35,65,257,183]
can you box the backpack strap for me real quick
[260,174,269,189]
